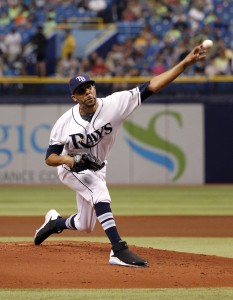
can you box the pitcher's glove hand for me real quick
[70,153,105,173]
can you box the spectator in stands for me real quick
[212,47,231,75]
[229,57,233,75]
[77,0,89,11]
[4,27,22,64]
[14,4,29,26]
[55,53,80,77]
[0,57,8,76]
[61,29,76,60]
[151,53,167,75]
[0,35,7,59]
[79,57,92,74]
[126,0,143,19]
[87,0,107,12]
[188,2,205,31]
[44,16,57,38]
[193,59,207,75]
[172,9,189,31]
[133,32,149,51]
[122,52,139,76]
[164,0,189,15]
[105,43,128,76]
[147,0,170,21]
[22,40,37,75]
[8,1,21,21]
[34,0,46,8]
[204,10,218,25]
[201,0,214,14]
[133,25,154,50]
[160,40,180,70]
[86,0,108,20]
[112,0,127,22]
[0,11,10,26]
[31,25,47,77]
[0,0,232,79]
[106,44,124,67]
[88,0,114,23]
[164,24,182,43]
[47,7,56,21]
[90,56,109,76]
[109,57,125,77]
[121,10,136,22]
[204,57,216,77]
[123,36,135,52]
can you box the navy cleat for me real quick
[34,209,63,245]
[109,241,148,267]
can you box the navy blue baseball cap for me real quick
[69,74,95,94]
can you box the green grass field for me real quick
[1,288,233,300]
[1,185,233,216]
[1,184,233,299]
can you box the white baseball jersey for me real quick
[48,87,142,163]
[46,84,152,231]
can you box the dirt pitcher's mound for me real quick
[1,241,233,288]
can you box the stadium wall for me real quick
[0,96,232,184]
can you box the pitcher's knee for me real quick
[77,225,94,233]
[73,218,95,233]
[84,227,94,233]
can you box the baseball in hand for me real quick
[201,39,213,49]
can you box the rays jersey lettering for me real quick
[69,122,112,149]
[49,87,142,161]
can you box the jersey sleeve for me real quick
[110,87,141,120]
[45,112,69,159]
[110,83,154,120]
[49,120,65,145]
[45,144,64,159]
[139,81,154,102]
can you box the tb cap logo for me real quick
[69,74,95,94]
[76,76,86,82]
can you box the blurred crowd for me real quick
[0,0,232,78]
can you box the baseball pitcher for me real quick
[34,44,207,267]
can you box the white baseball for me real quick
[202,39,213,49]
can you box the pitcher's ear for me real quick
[71,94,77,102]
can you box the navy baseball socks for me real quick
[95,202,148,267]
[34,204,148,267]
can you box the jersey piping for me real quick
[72,107,87,133]
[92,98,103,131]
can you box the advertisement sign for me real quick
[0,105,61,184]
[107,104,204,184]
[0,104,204,184]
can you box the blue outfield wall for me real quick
[205,104,233,183]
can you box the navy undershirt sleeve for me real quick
[139,81,154,102]
[45,144,64,159]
